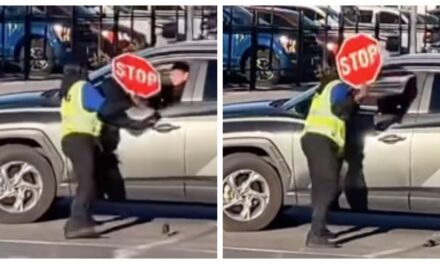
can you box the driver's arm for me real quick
[96,77,160,129]
[97,100,159,130]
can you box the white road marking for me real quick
[363,247,410,258]
[0,239,119,249]
[113,224,217,258]
[171,247,217,255]
[223,246,362,258]
[113,236,184,258]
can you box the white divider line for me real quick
[0,238,119,248]
[223,246,363,258]
[113,224,217,258]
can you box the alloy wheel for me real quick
[223,169,270,222]
[0,161,43,214]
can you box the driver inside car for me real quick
[148,61,190,109]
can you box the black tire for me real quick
[223,153,282,231]
[0,145,56,223]
[20,38,54,78]
[244,49,281,87]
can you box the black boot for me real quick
[322,227,337,239]
[306,231,340,248]
[64,219,101,239]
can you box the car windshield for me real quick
[279,86,317,118]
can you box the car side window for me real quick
[145,61,192,108]
[379,12,402,24]
[300,9,316,21]
[96,60,193,109]
[273,14,294,28]
[203,60,217,101]
[429,74,440,113]
[359,10,373,23]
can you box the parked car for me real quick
[33,6,147,60]
[97,6,217,46]
[223,6,320,85]
[223,53,440,231]
[0,40,217,223]
[0,6,82,76]
[249,6,334,59]
[276,5,403,56]
[356,6,440,53]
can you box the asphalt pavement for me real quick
[224,207,440,258]
[0,199,217,258]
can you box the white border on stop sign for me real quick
[111,52,162,99]
[335,33,383,89]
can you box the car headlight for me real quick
[53,24,71,42]
[279,35,296,54]
[101,30,131,43]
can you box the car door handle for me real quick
[153,123,180,133]
[378,134,406,144]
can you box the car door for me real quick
[410,72,440,213]
[116,57,203,180]
[338,72,425,212]
[183,59,217,202]
[184,59,217,178]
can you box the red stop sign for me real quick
[336,33,382,89]
[112,53,161,98]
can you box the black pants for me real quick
[301,133,341,236]
[62,133,99,225]
[95,125,126,202]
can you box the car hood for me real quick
[0,90,58,110]
[223,99,290,119]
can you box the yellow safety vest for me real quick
[303,80,346,154]
[60,81,102,137]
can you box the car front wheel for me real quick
[0,145,56,223]
[223,153,282,231]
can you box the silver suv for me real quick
[0,40,217,223]
[223,53,440,231]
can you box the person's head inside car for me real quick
[170,61,189,88]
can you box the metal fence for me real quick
[0,5,217,80]
[223,5,440,90]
